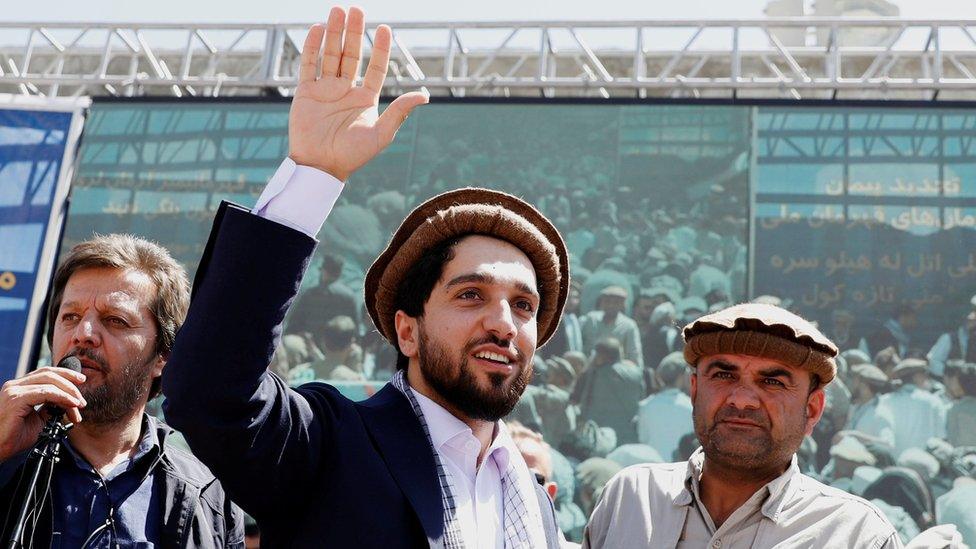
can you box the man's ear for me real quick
[804,388,827,436]
[689,370,698,403]
[395,310,419,358]
[151,352,166,379]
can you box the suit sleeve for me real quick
[162,202,342,519]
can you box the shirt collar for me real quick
[410,387,471,450]
[409,387,512,467]
[676,447,800,522]
[63,413,161,477]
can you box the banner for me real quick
[753,107,976,349]
[0,95,89,382]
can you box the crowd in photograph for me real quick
[262,181,976,544]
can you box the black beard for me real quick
[70,347,155,426]
[417,324,531,422]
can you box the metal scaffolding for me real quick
[3,18,976,100]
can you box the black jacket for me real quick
[162,202,561,548]
[0,414,244,548]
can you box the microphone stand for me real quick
[4,414,73,549]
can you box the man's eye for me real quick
[515,300,535,312]
[458,290,480,300]
[61,313,79,322]
[763,378,786,387]
[106,317,129,327]
[713,371,734,379]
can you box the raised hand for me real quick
[288,7,429,181]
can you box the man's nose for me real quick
[71,316,101,347]
[483,300,518,341]
[725,383,761,410]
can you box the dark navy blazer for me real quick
[162,202,559,548]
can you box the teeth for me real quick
[475,351,510,364]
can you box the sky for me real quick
[4,0,976,54]
[6,0,976,24]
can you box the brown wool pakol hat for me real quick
[682,302,838,385]
[365,187,569,348]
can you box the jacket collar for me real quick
[358,382,446,548]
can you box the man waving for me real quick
[162,6,566,548]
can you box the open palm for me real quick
[288,7,428,181]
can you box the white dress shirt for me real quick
[413,388,504,549]
[252,158,549,548]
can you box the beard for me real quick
[416,323,531,422]
[69,347,156,426]
[693,404,806,473]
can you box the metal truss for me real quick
[758,109,976,162]
[3,18,976,100]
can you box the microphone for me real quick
[46,355,83,420]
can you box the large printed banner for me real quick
[753,107,976,348]
[0,95,88,382]
[755,218,976,346]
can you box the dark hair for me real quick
[392,236,465,370]
[320,253,345,279]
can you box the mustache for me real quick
[463,334,525,364]
[66,348,109,371]
[713,407,770,429]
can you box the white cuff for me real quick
[253,157,345,237]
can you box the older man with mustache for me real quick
[0,235,243,548]
[583,303,901,548]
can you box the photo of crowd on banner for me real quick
[263,174,975,544]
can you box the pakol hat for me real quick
[890,358,928,380]
[851,363,889,387]
[682,302,838,385]
[365,187,569,348]
[599,285,629,299]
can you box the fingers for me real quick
[363,24,392,93]
[321,7,346,78]
[66,407,83,424]
[299,24,326,84]
[375,90,429,146]
[339,7,365,81]
[11,367,87,405]
[5,383,86,415]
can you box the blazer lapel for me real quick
[359,384,445,549]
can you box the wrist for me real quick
[287,154,348,182]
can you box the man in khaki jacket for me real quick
[583,303,901,548]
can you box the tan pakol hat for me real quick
[365,187,569,348]
[682,302,838,385]
[890,358,928,380]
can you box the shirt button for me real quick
[712,540,721,548]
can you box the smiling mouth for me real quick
[471,353,516,375]
[473,350,511,365]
